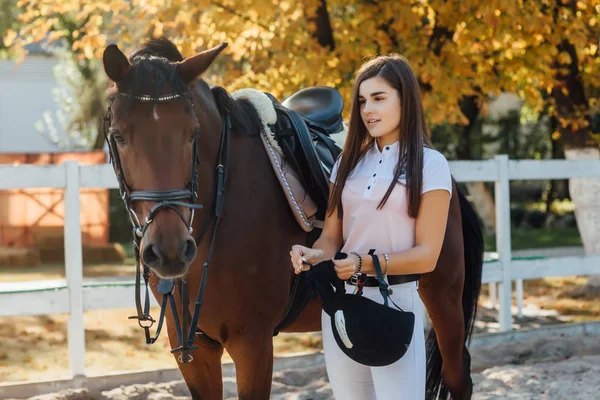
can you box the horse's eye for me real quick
[112,133,126,145]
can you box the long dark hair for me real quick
[328,54,433,219]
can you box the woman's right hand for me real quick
[290,245,324,274]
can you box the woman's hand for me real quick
[290,245,324,274]
[332,254,360,280]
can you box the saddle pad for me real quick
[231,88,322,232]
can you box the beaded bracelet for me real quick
[350,251,363,274]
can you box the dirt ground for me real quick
[0,263,599,384]
[6,332,600,399]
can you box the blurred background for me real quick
[0,0,599,388]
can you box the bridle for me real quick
[103,89,231,363]
[106,92,204,238]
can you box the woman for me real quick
[289,54,452,399]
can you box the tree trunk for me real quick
[545,117,559,216]
[466,181,496,236]
[305,0,335,50]
[422,14,497,235]
[551,37,600,287]
[457,95,497,235]
[563,147,600,287]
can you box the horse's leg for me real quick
[151,278,225,400]
[224,329,274,400]
[165,317,225,400]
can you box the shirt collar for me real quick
[372,140,399,156]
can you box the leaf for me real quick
[3,30,17,47]
[558,51,572,65]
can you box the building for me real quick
[0,41,73,153]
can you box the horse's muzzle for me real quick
[142,237,197,278]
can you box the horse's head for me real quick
[102,39,227,278]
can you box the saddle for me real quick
[232,87,346,232]
[230,87,347,337]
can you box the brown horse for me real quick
[101,37,483,400]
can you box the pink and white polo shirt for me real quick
[330,141,452,258]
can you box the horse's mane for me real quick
[111,36,261,137]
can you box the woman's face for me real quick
[358,76,401,144]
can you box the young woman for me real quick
[289,54,452,399]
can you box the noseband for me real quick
[103,90,231,363]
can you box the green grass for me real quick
[484,227,583,252]
[513,199,575,214]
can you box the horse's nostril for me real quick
[180,239,197,263]
[142,244,163,267]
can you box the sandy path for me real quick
[10,332,600,400]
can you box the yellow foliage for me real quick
[4,0,599,130]
[3,29,17,47]
[552,131,561,140]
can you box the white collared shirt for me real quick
[330,141,452,257]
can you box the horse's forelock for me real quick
[106,37,188,109]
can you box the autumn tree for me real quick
[4,1,124,149]
[6,0,598,133]
[6,0,600,267]
[0,0,18,55]
[464,0,600,285]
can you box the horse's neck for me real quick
[191,85,225,225]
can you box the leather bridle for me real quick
[103,90,231,363]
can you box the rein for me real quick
[103,90,231,363]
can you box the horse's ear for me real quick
[103,44,131,83]
[176,42,228,84]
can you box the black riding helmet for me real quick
[304,251,415,367]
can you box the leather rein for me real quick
[103,90,231,363]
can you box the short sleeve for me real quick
[421,150,452,197]
[329,155,342,183]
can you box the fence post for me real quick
[494,155,513,331]
[64,160,86,378]
[516,279,524,317]
[488,282,498,309]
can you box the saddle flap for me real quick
[267,93,342,210]
[260,133,319,232]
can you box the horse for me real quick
[101,36,484,400]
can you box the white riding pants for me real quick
[321,281,426,400]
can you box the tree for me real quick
[480,0,600,286]
[8,0,596,125]
[6,1,600,264]
[4,1,120,149]
[0,0,19,57]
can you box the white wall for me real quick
[0,55,71,153]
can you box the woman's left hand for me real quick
[332,254,360,280]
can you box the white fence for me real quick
[1,155,600,380]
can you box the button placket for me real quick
[365,170,375,197]
[365,155,384,197]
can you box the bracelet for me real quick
[383,254,389,275]
[350,252,363,274]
